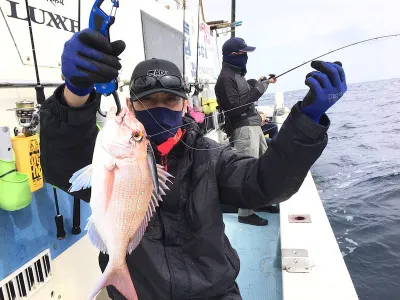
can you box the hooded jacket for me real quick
[39,84,330,299]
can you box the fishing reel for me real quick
[7,100,40,137]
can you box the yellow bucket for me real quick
[11,134,44,192]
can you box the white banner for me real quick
[183,11,220,84]
[0,0,80,68]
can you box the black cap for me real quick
[222,37,256,55]
[129,58,187,100]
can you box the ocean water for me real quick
[260,78,400,300]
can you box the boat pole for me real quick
[23,0,45,105]
[192,0,203,110]
[72,0,82,236]
[195,0,201,83]
[182,0,186,81]
[231,0,236,38]
[78,0,81,32]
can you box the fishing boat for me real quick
[0,0,359,299]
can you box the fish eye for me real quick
[130,130,143,143]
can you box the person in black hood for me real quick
[215,37,278,226]
[40,29,347,299]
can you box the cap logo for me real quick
[147,69,169,77]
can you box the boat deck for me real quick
[224,212,282,300]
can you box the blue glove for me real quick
[300,61,347,123]
[61,28,126,96]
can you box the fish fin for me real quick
[150,194,157,211]
[147,145,161,201]
[104,164,116,212]
[88,263,138,300]
[155,164,173,201]
[127,216,150,255]
[68,164,93,193]
[86,216,108,254]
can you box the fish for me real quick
[68,106,172,300]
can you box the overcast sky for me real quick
[202,0,400,92]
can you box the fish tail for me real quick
[88,263,138,300]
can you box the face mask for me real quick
[223,53,248,73]
[134,107,183,145]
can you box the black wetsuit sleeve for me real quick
[39,84,100,202]
[216,102,329,208]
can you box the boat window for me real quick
[141,11,184,74]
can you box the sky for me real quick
[202,0,400,92]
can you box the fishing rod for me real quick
[24,0,45,105]
[25,0,68,238]
[72,0,82,236]
[274,33,400,79]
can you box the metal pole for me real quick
[195,0,201,82]
[24,0,45,105]
[182,0,186,79]
[78,0,81,31]
[231,0,236,38]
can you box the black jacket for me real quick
[39,84,330,300]
[215,63,268,130]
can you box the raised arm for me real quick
[39,29,125,201]
[217,103,329,208]
[217,61,347,208]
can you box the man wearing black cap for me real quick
[215,37,278,226]
[39,29,347,299]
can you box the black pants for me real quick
[99,253,242,300]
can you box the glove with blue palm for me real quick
[300,60,347,123]
[61,28,125,96]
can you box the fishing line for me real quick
[148,100,255,137]
[130,90,357,152]
[274,33,400,79]
[130,91,276,151]
[125,33,400,151]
